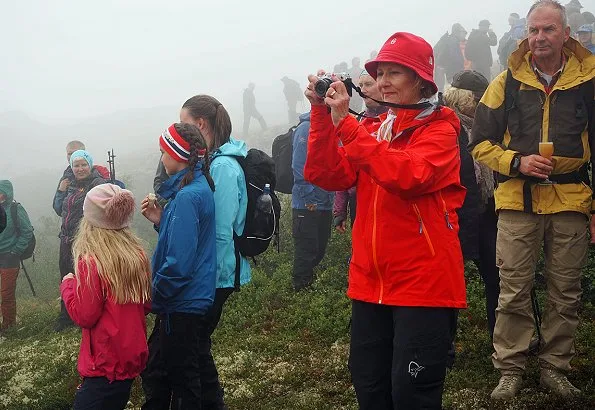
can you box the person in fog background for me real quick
[281,76,304,124]
[0,180,33,332]
[54,150,107,332]
[291,109,334,291]
[582,11,595,27]
[577,24,595,52]
[498,13,527,68]
[141,123,217,408]
[434,23,468,90]
[443,70,499,339]
[465,19,498,80]
[53,141,110,216]
[333,69,388,234]
[304,32,466,409]
[348,57,364,113]
[242,82,267,137]
[60,184,151,410]
[469,0,595,400]
[333,61,349,74]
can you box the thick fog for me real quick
[0,0,586,218]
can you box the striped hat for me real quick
[159,124,190,163]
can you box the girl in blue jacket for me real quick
[154,95,250,408]
[141,122,216,409]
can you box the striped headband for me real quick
[159,124,190,163]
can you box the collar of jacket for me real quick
[158,163,203,201]
[508,37,595,91]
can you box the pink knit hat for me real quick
[83,184,135,230]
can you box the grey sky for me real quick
[2,0,550,123]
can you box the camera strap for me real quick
[343,78,441,119]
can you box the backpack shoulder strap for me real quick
[579,79,594,130]
[10,201,21,236]
[503,68,521,131]
[579,79,595,195]
[233,233,241,292]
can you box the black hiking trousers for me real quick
[142,312,208,410]
[199,287,234,409]
[349,301,457,410]
[474,201,499,338]
[291,208,332,290]
[73,377,133,410]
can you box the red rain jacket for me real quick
[305,105,467,308]
[60,258,150,381]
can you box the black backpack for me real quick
[272,119,305,194]
[233,149,281,289]
[10,202,36,261]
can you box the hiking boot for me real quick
[540,363,581,397]
[490,374,523,400]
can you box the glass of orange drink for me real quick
[538,141,554,184]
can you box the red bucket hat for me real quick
[364,32,438,95]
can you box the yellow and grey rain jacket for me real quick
[470,37,595,215]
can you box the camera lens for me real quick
[314,78,333,98]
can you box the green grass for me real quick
[1,205,595,409]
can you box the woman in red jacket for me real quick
[61,184,151,410]
[304,32,467,409]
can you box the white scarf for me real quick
[375,98,435,142]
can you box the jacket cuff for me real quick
[336,116,360,146]
[498,150,519,176]
[59,277,73,296]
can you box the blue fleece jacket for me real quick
[151,164,216,315]
[291,112,334,210]
[211,138,251,288]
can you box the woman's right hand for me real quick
[305,70,327,106]
[58,179,70,192]
[141,195,162,226]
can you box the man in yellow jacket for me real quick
[470,0,595,400]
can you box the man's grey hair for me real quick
[66,140,85,151]
[527,0,568,28]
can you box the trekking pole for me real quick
[20,260,36,297]
[107,149,116,184]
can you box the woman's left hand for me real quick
[325,79,350,127]
[62,273,74,282]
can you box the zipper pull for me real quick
[417,216,423,234]
[444,211,453,230]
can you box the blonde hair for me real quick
[443,87,477,117]
[72,218,151,304]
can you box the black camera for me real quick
[314,72,352,98]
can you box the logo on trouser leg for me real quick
[408,361,425,378]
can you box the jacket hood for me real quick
[299,111,311,122]
[380,104,461,138]
[157,163,204,201]
[509,37,595,88]
[0,180,14,204]
[213,137,248,158]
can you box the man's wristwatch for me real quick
[511,154,522,175]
